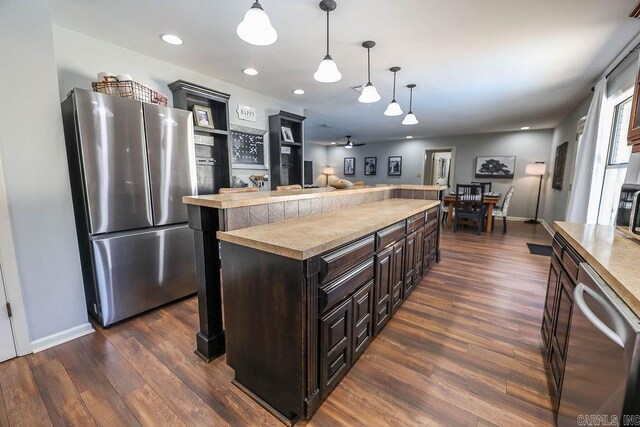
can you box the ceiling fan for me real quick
[339,135,365,149]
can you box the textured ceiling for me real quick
[52,0,640,144]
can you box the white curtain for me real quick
[566,79,607,223]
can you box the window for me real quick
[596,94,633,225]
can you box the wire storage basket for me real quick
[91,80,168,106]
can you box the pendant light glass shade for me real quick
[237,1,277,46]
[402,112,418,125]
[359,83,381,103]
[315,2,341,83]
[384,100,403,116]
[314,55,342,83]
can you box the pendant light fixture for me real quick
[314,0,341,83]
[358,41,381,103]
[384,67,403,116]
[402,84,419,125]
[237,1,278,46]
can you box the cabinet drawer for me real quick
[406,212,425,233]
[561,247,580,282]
[424,219,438,236]
[376,221,406,250]
[320,235,375,283]
[352,280,374,362]
[319,258,374,315]
[426,206,438,222]
[552,236,563,259]
[320,299,352,398]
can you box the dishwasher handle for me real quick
[574,283,625,348]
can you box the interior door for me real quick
[143,104,197,226]
[432,152,451,186]
[0,263,17,362]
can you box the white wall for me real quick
[542,94,592,226]
[52,26,304,188]
[326,130,554,219]
[0,0,88,341]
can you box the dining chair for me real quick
[491,186,515,233]
[276,184,303,191]
[471,181,492,193]
[219,187,259,194]
[454,184,485,235]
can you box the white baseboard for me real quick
[30,322,94,353]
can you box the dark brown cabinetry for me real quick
[541,233,583,410]
[269,111,306,189]
[320,298,352,398]
[628,67,640,153]
[391,239,406,314]
[220,206,442,423]
[374,246,393,333]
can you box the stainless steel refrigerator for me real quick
[62,89,197,327]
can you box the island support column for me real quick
[188,204,226,362]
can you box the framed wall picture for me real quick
[388,156,402,176]
[475,156,516,179]
[364,157,377,176]
[344,157,355,176]
[281,126,295,142]
[552,141,569,190]
[193,105,215,129]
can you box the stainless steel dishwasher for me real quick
[558,263,640,426]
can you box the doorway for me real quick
[0,261,17,362]
[423,148,455,188]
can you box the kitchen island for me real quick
[182,185,446,363]
[217,198,441,423]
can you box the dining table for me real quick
[443,193,502,232]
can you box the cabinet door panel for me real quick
[352,280,374,361]
[405,232,416,294]
[553,273,574,361]
[374,246,393,334]
[320,299,352,398]
[415,227,424,283]
[391,239,406,314]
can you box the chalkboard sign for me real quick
[231,130,265,168]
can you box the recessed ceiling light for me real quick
[406,136,413,139]
[330,142,336,145]
[292,89,305,95]
[521,126,531,130]
[243,68,259,76]
[161,34,183,45]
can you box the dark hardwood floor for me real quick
[0,222,555,426]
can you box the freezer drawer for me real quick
[91,225,196,326]
[143,103,197,226]
[74,89,153,234]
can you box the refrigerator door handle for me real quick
[574,283,625,348]
[631,191,640,235]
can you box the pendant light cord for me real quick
[326,11,330,56]
[367,48,371,83]
[392,72,397,100]
[409,87,413,112]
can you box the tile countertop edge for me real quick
[553,221,640,315]
[218,199,441,260]
[183,185,449,209]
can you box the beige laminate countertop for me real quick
[183,184,448,209]
[217,198,440,260]
[554,222,640,315]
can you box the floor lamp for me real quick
[322,167,334,187]
[525,162,546,224]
